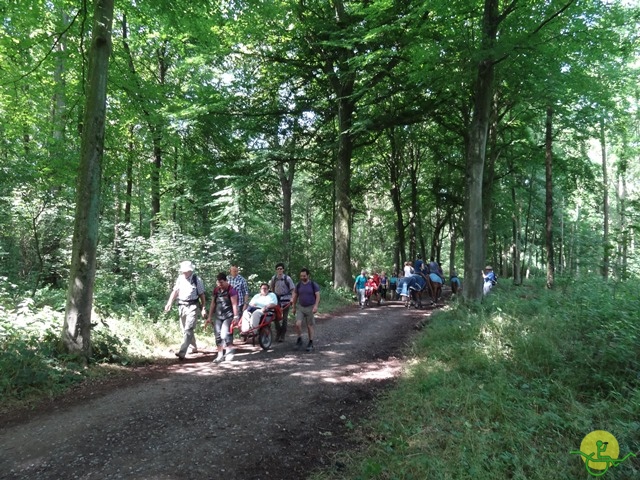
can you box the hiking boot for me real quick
[295,337,303,350]
[306,340,314,352]
[224,348,236,361]
[213,352,224,363]
[175,353,185,361]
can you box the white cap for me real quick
[179,261,195,273]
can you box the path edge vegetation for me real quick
[311,276,640,479]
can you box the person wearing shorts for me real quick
[291,268,320,352]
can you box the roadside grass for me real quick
[314,276,640,479]
[0,282,351,411]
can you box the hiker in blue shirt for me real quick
[353,269,368,309]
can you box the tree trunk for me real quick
[277,156,295,266]
[61,0,114,361]
[511,177,522,285]
[172,145,178,223]
[408,159,419,261]
[482,94,499,263]
[329,0,355,289]
[544,106,555,289]
[558,195,564,274]
[387,129,406,272]
[521,167,535,277]
[431,214,448,263]
[121,15,165,236]
[333,93,354,288]
[151,44,168,234]
[124,130,133,225]
[50,10,69,150]
[572,201,581,275]
[463,0,498,301]
[600,120,609,279]
[617,161,628,279]
[448,216,458,277]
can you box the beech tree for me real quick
[61,0,114,360]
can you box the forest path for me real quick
[0,299,443,480]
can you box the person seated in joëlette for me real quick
[241,283,278,332]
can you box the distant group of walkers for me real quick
[354,256,467,308]
[164,261,320,363]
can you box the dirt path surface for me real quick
[0,301,438,480]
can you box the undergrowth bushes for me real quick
[0,300,167,407]
[314,276,640,480]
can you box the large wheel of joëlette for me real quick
[258,325,272,350]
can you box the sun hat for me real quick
[485,265,493,270]
[179,261,195,273]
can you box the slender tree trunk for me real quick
[521,168,535,276]
[510,173,522,285]
[600,120,609,279]
[463,0,498,301]
[51,10,69,150]
[121,16,166,236]
[449,216,458,277]
[151,44,168,234]
[558,195,564,274]
[277,156,295,266]
[124,133,133,225]
[61,0,114,361]
[544,106,555,289]
[482,94,499,262]
[568,219,576,275]
[617,163,628,279]
[408,160,419,261]
[417,209,427,262]
[574,201,581,275]
[172,145,178,223]
[387,130,405,272]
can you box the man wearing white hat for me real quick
[164,261,207,360]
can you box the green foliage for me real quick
[0,300,155,405]
[313,276,640,479]
[0,306,84,402]
[319,286,353,312]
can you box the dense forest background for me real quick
[1,1,639,356]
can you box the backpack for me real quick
[271,275,294,301]
[189,274,203,297]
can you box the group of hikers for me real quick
[164,261,321,363]
[353,257,497,308]
[353,256,458,309]
[164,258,498,363]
